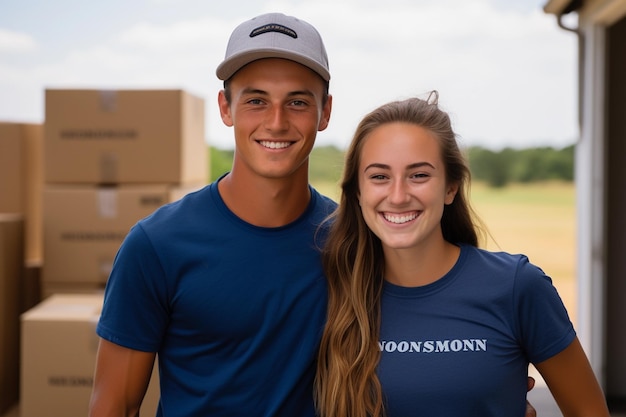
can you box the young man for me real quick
[89,12,537,417]
[89,12,334,417]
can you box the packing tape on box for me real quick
[99,90,117,112]
[100,152,118,184]
[97,188,117,218]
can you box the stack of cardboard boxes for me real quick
[0,122,43,268]
[0,122,44,310]
[9,88,209,417]
[41,89,208,294]
[0,121,43,415]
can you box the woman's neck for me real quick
[383,240,460,287]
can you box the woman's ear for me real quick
[445,182,459,205]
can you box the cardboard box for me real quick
[22,259,42,314]
[44,89,207,185]
[41,281,105,300]
[0,122,44,263]
[42,183,204,284]
[0,124,23,212]
[0,214,24,414]
[20,294,160,417]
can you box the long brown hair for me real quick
[315,93,484,417]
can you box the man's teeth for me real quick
[260,141,291,149]
[384,213,418,224]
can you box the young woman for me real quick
[315,93,609,417]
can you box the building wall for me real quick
[545,0,626,403]
[605,14,626,401]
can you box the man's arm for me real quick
[526,376,537,417]
[89,338,156,417]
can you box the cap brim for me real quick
[216,49,331,82]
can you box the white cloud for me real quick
[318,0,578,149]
[115,17,229,50]
[0,28,37,52]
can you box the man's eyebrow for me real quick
[239,87,316,98]
[241,87,268,96]
[286,89,316,98]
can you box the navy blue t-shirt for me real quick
[378,245,575,417]
[97,180,336,416]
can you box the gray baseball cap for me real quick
[216,12,330,82]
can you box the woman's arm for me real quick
[88,338,156,417]
[535,337,610,417]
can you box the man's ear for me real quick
[218,90,233,127]
[317,94,332,132]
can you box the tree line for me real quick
[467,145,574,187]
[208,144,575,188]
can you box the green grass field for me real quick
[310,179,578,326]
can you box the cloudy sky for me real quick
[0,0,578,150]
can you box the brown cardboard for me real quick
[41,281,105,300]
[44,89,207,185]
[42,183,205,284]
[22,124,44,263]
[0,214,24,414]
[0,124,23,212]
[0,123,43,263]
[22,260,42,314]
[20,294,159,417]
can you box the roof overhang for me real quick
[545,0,626,25]
[544,0,575,14]
[588,0,626,25]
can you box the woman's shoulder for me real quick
[463,245,548,282]
[464,245,530,268]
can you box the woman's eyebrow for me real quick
[364,161,435,172]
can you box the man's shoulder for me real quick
[139,183,213,228]
[311,187,337,210]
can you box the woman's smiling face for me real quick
[358,122,458,252]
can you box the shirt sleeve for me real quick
[96,222,170,352]
[513,255,576,364]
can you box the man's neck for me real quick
[217,170,311,227]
